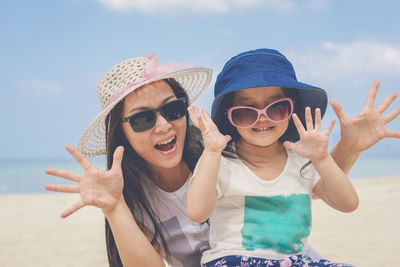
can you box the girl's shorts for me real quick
[202,255,354,267]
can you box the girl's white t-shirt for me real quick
[193,148,321,264]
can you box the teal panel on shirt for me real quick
[241,194,311,254]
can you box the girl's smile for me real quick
[232,86,290,147]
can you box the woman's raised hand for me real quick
[283,107,336,163]
[187,105,231,153]
[45,144,124,218]
[330,80,400,152]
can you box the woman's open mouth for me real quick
[154,136,177,152]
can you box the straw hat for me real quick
[78,54,212,157]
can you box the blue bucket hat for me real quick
[211,48,328,143]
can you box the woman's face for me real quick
[232,86,289,147]
[121,80,187,171]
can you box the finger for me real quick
[60,200,86,218]
[202,108,213,123]
[187,106,198,126]
[292,113,306,136]
[44,184,79,193]
[111,146,124,172]
[329,100,348,124]
[364,80,380,108]
[376,92,398,114]
[191,106,207,131]
[45,168,82,182]
[314,108,322,131]
[305,107,313,130]
[324,119,336,136]
[283,141,297,151]
[188,105,202,128]
[65,144,92,171]
[385,129,400,139]
[383,106,400,124]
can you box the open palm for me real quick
[330,80,400,152]
[284,107,336,162]
[45,144,124,218]
[187,105,231,153]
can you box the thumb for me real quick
[111,146,124,172]
[329,100,347,123]
[283,140,296,151]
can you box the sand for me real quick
[309,176,400,266]
[1,176,399,267]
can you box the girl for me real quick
[187,49,359,266]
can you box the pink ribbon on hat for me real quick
[104,54,193,109]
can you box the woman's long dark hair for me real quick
[104,79,203,266]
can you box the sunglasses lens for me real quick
[231,108,258,127]
[267,99,292,121]
[129,111,156,132]
[126,99,186,132]
[162,99,187,121]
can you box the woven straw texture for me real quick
[78,57,212,157]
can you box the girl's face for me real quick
[232,86,289,147]
[121,80,187,171]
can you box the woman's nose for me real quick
[153,112,172,133]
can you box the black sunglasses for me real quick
[122,98,187,132]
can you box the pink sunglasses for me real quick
[227,97,294,128]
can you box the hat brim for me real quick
[78,67,212,157]
[211,71,327,143]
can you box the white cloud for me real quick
[305,0,331,11]
[97,0,302,14]
[15,79,63,97]
[288,40,400,84]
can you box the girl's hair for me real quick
[213,87,302,162]
[104,78,203,266]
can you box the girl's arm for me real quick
[45,145,165,267]
[311,155,359,213]
[283,108,359,213]
[329,80,400,173]
[186,106,231,223]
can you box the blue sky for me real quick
[1,0,400,160]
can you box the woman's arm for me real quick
[329,80,400,173]
[103,199,166,267]
[186,106,231,223]
[284,108,359,212]
[45,145,165,267]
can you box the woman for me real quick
[45,54,400,267]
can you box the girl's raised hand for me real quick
[44,144,124,218]
[187,105,231,153]
[283,107,336,162]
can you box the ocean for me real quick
[0,156,399,194]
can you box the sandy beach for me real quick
[1,176,399,267]
[309,176,400,266]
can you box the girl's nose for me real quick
[153,112,172,133]
[258,113,269,122]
